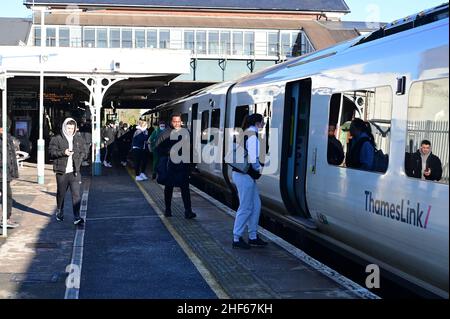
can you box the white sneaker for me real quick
[140,173,148,180]
[136,175,145,181]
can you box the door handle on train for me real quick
[311,148,317,174]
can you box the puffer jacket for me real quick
[0,133,19,182]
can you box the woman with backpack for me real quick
[231,113,268,249]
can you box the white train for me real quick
[146,4,449,298]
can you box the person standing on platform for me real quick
[101,121,116,167]
[149,120,166,179]
[155,113,196,219]
[49,118,86,226]
[0,116,20,229]
[132,119,149,181]
[232,113,267,249]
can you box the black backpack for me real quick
[349,137,388,173]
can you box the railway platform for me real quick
[0,163,378,300]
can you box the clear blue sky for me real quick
[0,0,447,21]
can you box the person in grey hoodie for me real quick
[49,118,86,225]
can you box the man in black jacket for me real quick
[0,117,19,229]
[405,139,442,181]
[49,118,86,225]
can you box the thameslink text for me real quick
[364,191,431,228]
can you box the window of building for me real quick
[196,30,206,54]
[232,31,243,55]
[121,28,132,48]
[147,29,157,48]
[70,27,82,47]
[268,32,278,56]
[208,31,219,55]
[220,31,231,55]
[244,32,254,55]
[110,28,120,48]
[280,32,291,56]
[135,29,145,48]
[184,30,194,53]
[46,27,56,47]
[83,28,95,48]
[34,27,41,46]
[159,29,170,48]
[201,110,210,144]
[59,28,70,47]
[96,28,107,48]
[405,78,449,184]
[328,86,392,172]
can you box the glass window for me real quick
[268,32,278,56]
[34,27,41,46]
[159,29,170,48]
[70,27,82,47]
[234,105,249,128]
[59,28,70,47]
[329,86,392,172]
[405,78,449,184]
[211,109,221,129]
[201,111,210,144]
[97,28,107,48]
[255,103,271,153]
[232,31,243,55]
[184,30,194,53]
[147,29,157,48]
[121,28,132,48]
[244,32,254,55]
[196,31,206,54]
[46,27,56,47]
[220,31,231,55]
[83,28,95,48]
[135,29,145,48]
[281,33,291,56]
[181,113,189,128]
[110,28,120,48]
[208,31,219,55]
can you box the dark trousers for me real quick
[164,183,192,215]
[132,148,147,176]
[104,143,114,163]
[56,173,81,219]
[0,182,13,219]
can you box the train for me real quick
[144,3,449,298]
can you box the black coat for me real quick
[327,136,344,165]
[48,134,86,174]
[155,128,191,187]
[0,133,19,183]
[405,150,442,181]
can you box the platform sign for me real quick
[8,92,38,110]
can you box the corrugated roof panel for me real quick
[0,18,32,45]
[24,0,350,12]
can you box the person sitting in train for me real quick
[405,139,442,181]
[345,118,375,170]
[327,124,344,166]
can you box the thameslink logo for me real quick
[364,191,432,229]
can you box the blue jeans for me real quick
[232,171,261,240]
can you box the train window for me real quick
[255,102,272,154]
[235,105,249,128]
[181,113,188,128]
[405,78,449,184]
[210,109,221,145]
[328,86,392,172]
[201,110,210,144]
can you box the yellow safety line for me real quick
[127,168,229,299]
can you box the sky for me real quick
[0,0,446,22]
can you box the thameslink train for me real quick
[145,4,449,297]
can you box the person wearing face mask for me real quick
[48,118,86,226]
[149,120,166,179]
[132,119,150,181]
[155,113,196,219]
[231,113,268,249]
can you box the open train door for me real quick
[280,78,315,227]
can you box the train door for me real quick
[190,103,198,163]
[280,78,312,221]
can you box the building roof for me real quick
[0,18,32,45]
[24,0,350,13]
[318,20,386,33]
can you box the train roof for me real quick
[234,2,449,88]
